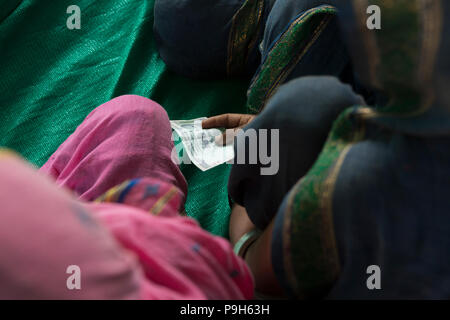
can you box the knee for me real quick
[265,0,337,43]
[153,0,270,78]
[258,76,363,130]
[280,76,363,110]
[153,0,240,78]
[260,0,348,82]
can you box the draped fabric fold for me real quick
[268,0,450,298]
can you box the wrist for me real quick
[229,204,256,245]
[233,229,262,259]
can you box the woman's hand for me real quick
[202,114,256,146]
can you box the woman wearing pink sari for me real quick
[0,95,253,299]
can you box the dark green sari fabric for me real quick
[0,0,249,237]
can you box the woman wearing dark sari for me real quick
[227,0,450,299]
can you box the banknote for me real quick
[170,118,235,171]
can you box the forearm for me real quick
[244,221,285,297]
[229,204,255,245]
[229,204,285,297]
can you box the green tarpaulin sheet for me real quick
[0,0,249,237]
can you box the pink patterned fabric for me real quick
[0,96,253,299]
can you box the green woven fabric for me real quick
[0,0,249,237]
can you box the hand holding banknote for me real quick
[202,114,256,146]
[170,114,256,171]
[170,118,235,171]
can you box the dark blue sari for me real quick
[230,0,450,298]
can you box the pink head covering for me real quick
[0,95,253,299]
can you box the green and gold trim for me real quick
[246,5,337,113]
[227,0,266,76]
[282,107,366,297]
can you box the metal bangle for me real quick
[233,229,262,258]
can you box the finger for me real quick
[237,114,255,128]
[202,114,229,129]
[203,114,240,129]
[202,114,247,129]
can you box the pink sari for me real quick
[0,95,253,299]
